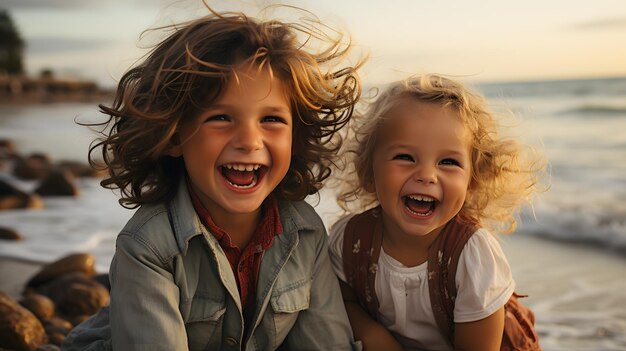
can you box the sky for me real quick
[3,0,626,88]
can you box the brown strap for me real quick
[341,207,383,319]
[342,208,477,345]
[427,217,478,345]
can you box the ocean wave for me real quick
[558,105,626,116]
[478,76,626,99]
[520,204,626,255]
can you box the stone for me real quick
[65,314,90,327]
[43,317,72,334]
[92,273,110,292]
[19,293,55,321]
[0,227,22,241]
[0,179,24,197]
[0,139,18,172]
[44,325,68,346]
[0,291,48,351]
[45,332,64,346]
[26,253,96,289]
[0,179,44,210]
[13,154,52,180]
[36,273,109,317]
[0,193,44,210]
[0,139,16,159]
[34,171,79,197]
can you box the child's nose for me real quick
[233,124,263,152]
[413,165,437,184]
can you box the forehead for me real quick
[219,65,290,103]
[377,97,470,146]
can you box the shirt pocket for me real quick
[270,279,311,344]
[185,295,226,351]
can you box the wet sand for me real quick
[500,234,626,350]
[0,257,42,298]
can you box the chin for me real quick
[227,203,264,215]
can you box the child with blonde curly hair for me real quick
[329,74,545,351]
[63,6,363,351]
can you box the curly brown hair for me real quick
[87,8,362,209]
[338,75,547,233]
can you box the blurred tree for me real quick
[0,9,24,74]
[40,68,54,79]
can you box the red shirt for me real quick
[188,184,283,328]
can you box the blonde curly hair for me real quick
[337,74,546,233]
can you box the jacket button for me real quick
[224,336,238,347]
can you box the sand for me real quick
[0,257,42,299]
[500,234,626,350]
[1,234,625,350]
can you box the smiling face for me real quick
[371,97,472,240]
[169,67,292,223]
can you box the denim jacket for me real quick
[62,179,360,351]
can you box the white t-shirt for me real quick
[328,214,515,351]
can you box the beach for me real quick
[1,76,626,350]
[501,235,626,350]
[0,257,42,299]
[2,233,625,350]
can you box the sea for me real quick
[1,76,625,350]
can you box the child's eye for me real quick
[204,114,230,123]
[440,158,460,166]
[262,115,287,124]
[393,154,414,162]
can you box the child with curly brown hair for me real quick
[62,6,363,351]
[328,75,545,351]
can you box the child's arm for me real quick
[452,229,513,351]
[454,306,505,351]
[109,234,188,350]
[339,281,405,351]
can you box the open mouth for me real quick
[404,194,437,216]
[221,163,267,189]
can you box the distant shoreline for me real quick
[0,74,114,105]
[0,93,113,105]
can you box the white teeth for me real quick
[223,164,261,171]
[407,195,435,202]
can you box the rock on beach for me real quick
[0,291,48,351]
[0,253,110,351]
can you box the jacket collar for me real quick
[168,177,316,255]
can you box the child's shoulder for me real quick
[463,227,503,253]
[457,227,511,276]
[116,201,182,260]
[328,213,355,238]
[277,198,325,233]
[120,201,170,236]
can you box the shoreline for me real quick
[0,73,113,106]
[0,93,112,105]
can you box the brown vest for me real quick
[341,206,541,350]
